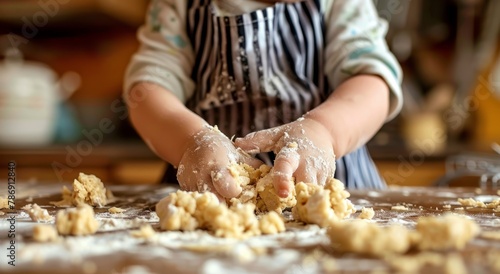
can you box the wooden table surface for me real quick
[0,183,499,274]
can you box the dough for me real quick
[292,179,355,227]
[22,203,53,222]
[228,163,296,214]
[358,207,375,219]
[327,220,414,256]
[458,198,486,208]
[391,205,409,211]
[158,161,355,237]
[33,225,59,242]
[51,173,114,207]
[415,214,480,251]
[258,211,286,234]
[56,204,99,236]
[108,207,125,214]
[130,224,156,239]
[156,190,285,239]
[0,196,9,209]
[327,214,480,256]
[458,198,500,210]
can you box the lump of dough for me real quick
[156,190,208,231]
[327,220,414,256]
[259,211,285,234]
[358,207,375,220]
[56,204,99,236]
[108,207,125,214]
[0,196,9,209]
[72,173,108,207]
[228,163,296,214]
[33,225,59,242]
[156,189,286,239]
[22,203,53,222]
[327,213,480,257]
[51,173,114,207]
[130,224,156,239]
[415,213,480,251]
[292,179,355,227]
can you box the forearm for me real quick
[306,75,390,158]
[126,82,207,166]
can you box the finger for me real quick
[273,145,300,198]
[234,128,283,154]
[211,168,242,198]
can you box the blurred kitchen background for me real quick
[0,0,499,187]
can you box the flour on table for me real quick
[51,173,114,207]
[22,203,54,222]
[358,207,375,219]
[56,204,99,236]
[33,225,59,242]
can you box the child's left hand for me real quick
[234,118,336,198]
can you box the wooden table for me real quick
[0,183,499,274]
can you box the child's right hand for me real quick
[176,125,263,201]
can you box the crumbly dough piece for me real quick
[22,203,54,222]
[415,214,480,251]
[327,214,480,257]
[0,196,9,209]
[33,225,59,242]
[51,173,114,207]
[228,163,296,214]
[358,207,375,219]
[130,224,156,239]
[391,205,409,211]
[258,211,286,234]
[292,179,355,227]
[156,190,285,239]
[56,204,99,236]
[385,252,445,273]
[327,220,414,256]
[108,207,125,214]
[458,198,486,208]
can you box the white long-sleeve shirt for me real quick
[124,0,403,121]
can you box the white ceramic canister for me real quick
[0,48,79,146]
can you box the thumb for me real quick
[211,168,242,198]
[234,128,283,154]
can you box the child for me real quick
[124,0,403,200]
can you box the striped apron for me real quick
[163,0,385,189]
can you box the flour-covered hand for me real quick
[234,118,336,198]
[177,125,262,200]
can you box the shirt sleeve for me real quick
[123,0,195,104]
[323,0,403,121]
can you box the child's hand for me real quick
[177,125,262,200]
[234,118,336,198]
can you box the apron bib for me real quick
[163,0,385,189]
